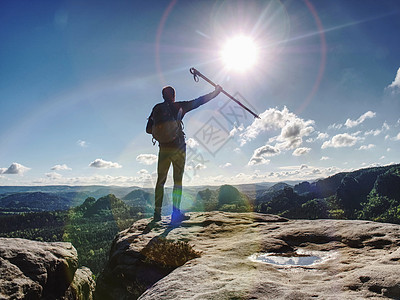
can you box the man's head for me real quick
[162,86,175,103]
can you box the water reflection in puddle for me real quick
[249,249,337,267]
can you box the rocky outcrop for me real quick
[98,211,400,299]
[0,238,95,299]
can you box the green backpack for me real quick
[151,102,183,144]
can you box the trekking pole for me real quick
[189,67,261,119]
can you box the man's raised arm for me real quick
[181,85,222,114]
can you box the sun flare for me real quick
[221,36,258,72]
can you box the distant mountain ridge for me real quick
[0,192,73,212]
[0,186,142,213]
[0,185,139,199]
[1,164,399,223]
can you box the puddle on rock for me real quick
[248,249,337,267]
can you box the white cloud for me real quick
[275,119,314,150]
[89,158,122,169]
[358,144,375,150]
[186,138,199,148]
[321,156,330,160]
[345,111,376,128]
[32,174,153,187]
[51,164,72,171]
[292,147,311,156]
[0,163,30,175]
[248,157,270,166]
[233,148,241,154]
[328,123,343,130]
[248,144,280,166]
[364,163,382,168]
[239,106,314,148]
[380,156,385,160]
[321,133,360,149]
[300,164,308,170]
[364,122,389,137]
[393,133,400,141]
[136,154,158,165]
[364,129,381,136]
[254,145,281,157]
[229,124,244,137]
[312,168,322,174]
[386,67,400,94]
[317,132,329,140]
[306,138,315,143]
[136,169,152,182]
[77,140,88,148]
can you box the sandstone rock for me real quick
[65,267,96,300]
[98,212,400,299]
[0,238,95,300]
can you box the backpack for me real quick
[151,102,183,144]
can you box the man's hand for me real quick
[215,85,223,95]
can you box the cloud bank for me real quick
[236,107,315,165]
[239,106,315,147]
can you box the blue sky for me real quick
[0,0,399,187]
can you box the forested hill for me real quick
[294,164,399,199]
[0,194,140,275]
[253,164,400,223]
[0,164,399,278]
[190,164,400,224]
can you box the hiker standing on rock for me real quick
[146,85,222,224]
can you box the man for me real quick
[146,85,222,223]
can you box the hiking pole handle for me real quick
[190,68,217,87]
[189,67,261,119]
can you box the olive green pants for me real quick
[154,145,186,216]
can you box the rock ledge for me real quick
[98,212,400,299]
[0,238,95,300]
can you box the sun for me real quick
[220,35,258,72]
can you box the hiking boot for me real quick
[171,211,190,224]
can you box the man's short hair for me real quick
[162,86,175,102]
